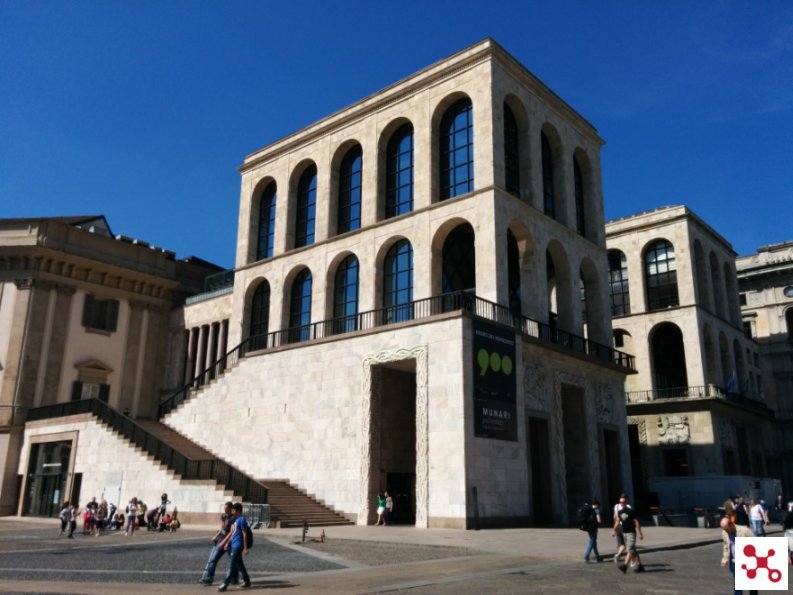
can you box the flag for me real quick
[726,370,737,393]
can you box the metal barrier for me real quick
[242,503,271,528]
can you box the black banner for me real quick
[472,320,517,441]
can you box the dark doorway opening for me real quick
[561,385,589,522]
[373,362,417,525]
[24,440,72,517]
[527,416,552,525]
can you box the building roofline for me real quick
[239,37,602,173]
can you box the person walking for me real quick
[59,502,70,536]
[217,503,251,592]
[375,493,386,526]
[125,497,139,536]
[385,492,394,526]
[67,502,79,539]
[720,516,757,595]
[199,501,238,586]
[612,493,630,565]
[584,500,603,563]
[748,498,767,537]
[613,497,644,573]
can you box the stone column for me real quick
[206,322,218,381]
[0,279,34,425]
[184,327,197,384]
[218,319,229,373]
[196,325,208,386]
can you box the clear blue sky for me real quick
[2,1,791,268]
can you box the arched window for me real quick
[295,165,317,248]
[256,183,277,260]
[385,124,414,218]
[541,132,555,218]
[441,224,476,294]
[504,103,520,197]
[333,255,359,333]
[574,156,585,236]
[507,230,521,314]
[651,323,688,393]
[440,98,474,200]
[645,240,679,310]
[383,240,413,323]
[249,282,270,350]
[338,146,362,234]
[288,269,312,342]
[608,250,630,316]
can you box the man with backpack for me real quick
[217,502,252,592]
[578,500,603,562]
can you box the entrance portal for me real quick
[527,416,552,525]
[561,384,589,521]
[24,440,72,517]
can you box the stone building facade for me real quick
[8,40,634,527]
[605,206,780,509]
[0,216,219,516]
[160,38,634,528]
[737,241,793,495]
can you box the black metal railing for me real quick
[161,290,635,418]
[625,385,772,415]
[27,398,267,504]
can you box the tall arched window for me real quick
[507,230,521,314]
[256,183,277,260]
[651,322,688,393]
[541,132,555,218]
[333,255,359,333]
[249,281,270,350]
[289,269,312,342]
[574,156,586,236]
[383,240,413,323]
[645,240,679,310]
[441,224,475,294]
[295,165,317,248]
[504,103,520,197]
[385,124,414,218]
[608,250,630,316]
[440,98,474,200]
[338,146,362,234]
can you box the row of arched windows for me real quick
[608,239,680,316]
[251,95,599,265]
[609,238,741,323]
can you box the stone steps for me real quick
[259,479,353,527]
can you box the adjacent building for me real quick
[737,241,793,495]
[605,206,780,510]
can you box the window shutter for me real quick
[82,295,94,327]
[106,300,119,332]
[71,381,83,401]
[98,384,110,403]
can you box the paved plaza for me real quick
[0,518,789,593]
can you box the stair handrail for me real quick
[159,337,252,418]
[27,398,268,504]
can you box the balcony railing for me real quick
[27,398,267,504]
[625,385,772,415]
[160,291,635,417]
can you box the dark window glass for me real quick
[385,124,414,218]
[541,132,555,218]
[82,295,119,332]
[441,224,476,294]
[645,240,679,310]
[608,250,631,316]
[440,98,474,199]
[574,157,585,236]
[507,230,521,314]
[338,146,362,234]
[249,282,270,347]
[504,103,520,197]
[256,183,277,260]
[383,240,413,323]
[295,165,317,248]
[663,449,689,477]
[289,269,312,342]
[786,308,793,337]
[333,255,359,333]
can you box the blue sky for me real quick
[2,1,791,268]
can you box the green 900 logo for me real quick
[477,348,513,377]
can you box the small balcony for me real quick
[625,385,772,415]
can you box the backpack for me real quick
[576,503,593,531]
[243,520,253,548]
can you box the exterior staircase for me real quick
[259,479,353,528]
